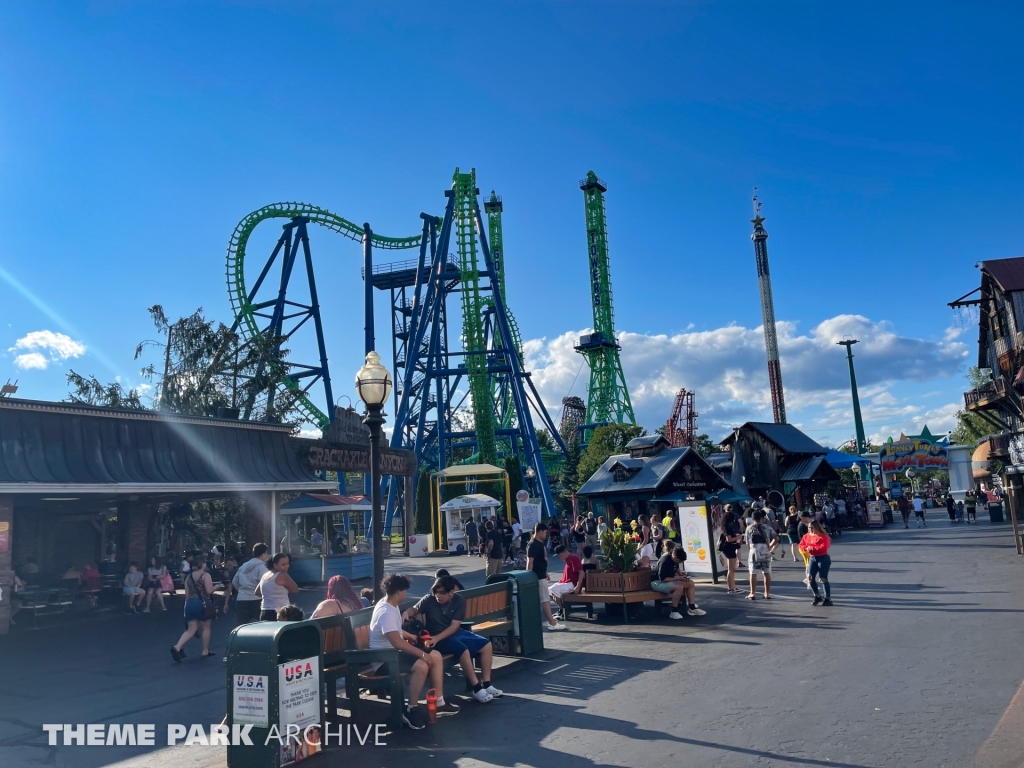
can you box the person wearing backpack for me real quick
[744,510,778,600]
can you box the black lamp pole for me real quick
[365,402,385,603]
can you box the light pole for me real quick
[355,351,392,602]
[837,339,868,483]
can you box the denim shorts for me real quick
[183,597,205,622]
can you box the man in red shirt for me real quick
[548,545,583,618]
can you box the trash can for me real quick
[486,570,544,656]
[226,620,323,768]
[988,503,1004,523]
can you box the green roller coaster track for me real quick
[225,202,421,428]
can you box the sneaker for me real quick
[822,599,834,606]
[546,622,567,631]
[484,684,503,698]
[473,688,494,703]
[170,647,182,663]
[812,596,822,606]
[686,608,706,617]
[142,608,150,613]
[669,611,684,620]
[436,700,460,716]
[403,706,426,730]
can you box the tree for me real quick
[575,423,645,492]
[139,305,302,425]
[503,455,524,515]
[535,429,557,451]
[556,441,582,514]
[690,433,718,459]
[415,470,432,534]
[66,371,146,409]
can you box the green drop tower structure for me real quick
[575,171,636,445]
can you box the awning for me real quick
[707,489,754,503]
[279,493,370,515]
[434,463,506,478]
[781,456,841,482]
[824,449,869,469]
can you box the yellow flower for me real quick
[630,520,638,530]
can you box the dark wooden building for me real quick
[576,435,729,522]
[716,422,839,503]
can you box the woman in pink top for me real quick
[310,575,365,618]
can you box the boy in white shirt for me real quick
[368,574,448,729]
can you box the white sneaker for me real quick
[473,688,494,703]
[687,608,706,617]
[546,622,567,631]
[485,684,503,698]
[669,611,684,620]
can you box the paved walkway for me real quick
[2,516,1023,767]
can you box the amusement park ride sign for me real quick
[300,441,415,477]
[879,438,948,472]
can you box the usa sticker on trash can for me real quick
[232,674,269,727]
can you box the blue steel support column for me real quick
[363,223,375,357]
[298,220,335,420]
[473,203,558,517]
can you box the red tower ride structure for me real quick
[665,388,697,448]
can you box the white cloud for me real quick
[524,313,968,444]
[10,330,87,370]
[13,352,48,370]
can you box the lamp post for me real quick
[355,351,392,602]
[837,339,868,482]
[525,465,536,496]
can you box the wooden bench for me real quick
[341,607,459,731]
[459,581,515,654]
[561,571,669,624]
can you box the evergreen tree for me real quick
[575,423,644,492]
[415,470,433,534]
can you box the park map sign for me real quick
[879,427,948,473]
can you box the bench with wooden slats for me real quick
[562,571,669,624]
[459,581,515,653]
[316,612,349,721]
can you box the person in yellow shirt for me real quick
[662,511,676,540]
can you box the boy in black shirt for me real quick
[651,548,705,620]
[526,523,566,631]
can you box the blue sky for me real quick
[0,2,1021,446]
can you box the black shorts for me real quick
[720,544,738,559]
[235,600,262,625]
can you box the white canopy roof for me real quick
[439,493,501,511]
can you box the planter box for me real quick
[585,569,652,593]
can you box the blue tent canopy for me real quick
[824,449,869,469]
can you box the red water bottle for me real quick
[426,688,437,724]
[419,630,431,647]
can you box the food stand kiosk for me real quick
[278,493,373,583]
[439,494,500,553]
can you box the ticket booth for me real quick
[278,494,373,583]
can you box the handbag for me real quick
[188,572,218,621]
[159,572,174,593]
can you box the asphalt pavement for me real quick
[2,513,1023,768]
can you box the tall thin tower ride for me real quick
[750,189,787,424]
[575,171,636,444]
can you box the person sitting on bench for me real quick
[404,576,501,704]
[652,547,706,620]
[369,573,447,730]
[548,545,583,619]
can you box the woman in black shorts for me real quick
[784,506,801,562]
[720,508,743,594]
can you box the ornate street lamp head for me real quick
[355,351,392,408]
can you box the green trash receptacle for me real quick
[226,620,323,768]
[988,503,1004,523]
[486,569,544,656]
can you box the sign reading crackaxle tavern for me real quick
[300,440,415,476]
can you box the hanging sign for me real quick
[516,501,542,532]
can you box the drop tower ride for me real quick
[750,189,787,424]
[575,171,636,445]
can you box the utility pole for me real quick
[838,339,867,481]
